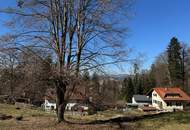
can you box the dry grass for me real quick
[0,103,123,130]
[0,103,53,117]
[65,109,144,123]
[0,116,119,130]
[1,103,190,130]
[125,111,190,130]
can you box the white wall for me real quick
[152,90,183,111]
[132,97,136,104]
[44,99,56,110]
[66,103,77,111]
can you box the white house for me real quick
[44,100,80,111]
[44,99,56,111]
[132,95,151,107]
[148,87,190,111]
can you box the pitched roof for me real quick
[133,95,151,103]
[153,87,190,101]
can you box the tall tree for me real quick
[167,37,183,87]
[141,66,156,94]
[154,52,171,86]
[0,0,132,122]
[148,64,157,88]
[132,63,142,94]
[121,77,134,102]
[0,49,19,98]
[180,43,190,91]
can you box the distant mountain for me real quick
[99,74,129,81]
[109,74,129,80]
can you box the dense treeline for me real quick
[121,37,190,102]
[1,36,190,105]
[0,48,53,101]
[0,50,121,105]
[121,63,156,102]
[82,71,121,106]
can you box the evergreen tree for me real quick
[132,63,142,94]
[122,77,134,102]
[148,64,157,89]
[167,37,183,87]
[137,79,143,94]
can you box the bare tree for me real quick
[0,49,19,98]
[154,52,171,86]
[0,0,132,122]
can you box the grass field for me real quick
[0,103,190,130]
[126,111,190,130]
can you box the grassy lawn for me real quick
[0,103,53,117]
[0,103,190,130]
[126,112,190,130]
[0,103,56,129]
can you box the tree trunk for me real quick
[55,78,67,122]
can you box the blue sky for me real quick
[0,0,190,74]
[126,0,190,70]
[0,1,16,35]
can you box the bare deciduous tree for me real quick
[0,0,133,122]
[0,49,19,98]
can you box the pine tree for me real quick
[167,37,183,87]
[122,77,134,102]
[137,79,143,94]
[148,64,157,89]
[132,63,142,94]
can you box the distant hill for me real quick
[99,74,129,81]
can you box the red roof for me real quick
[153,87,190,101]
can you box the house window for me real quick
[153,100,157,104]
[176,102,182,106]
[153,93,157,97]
[167,102,172,106]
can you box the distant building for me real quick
[132,95,152,106]
[43,86,89,111]
[44,99,56,110]
[148,87,190,111]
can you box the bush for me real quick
[88,106,97,115]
